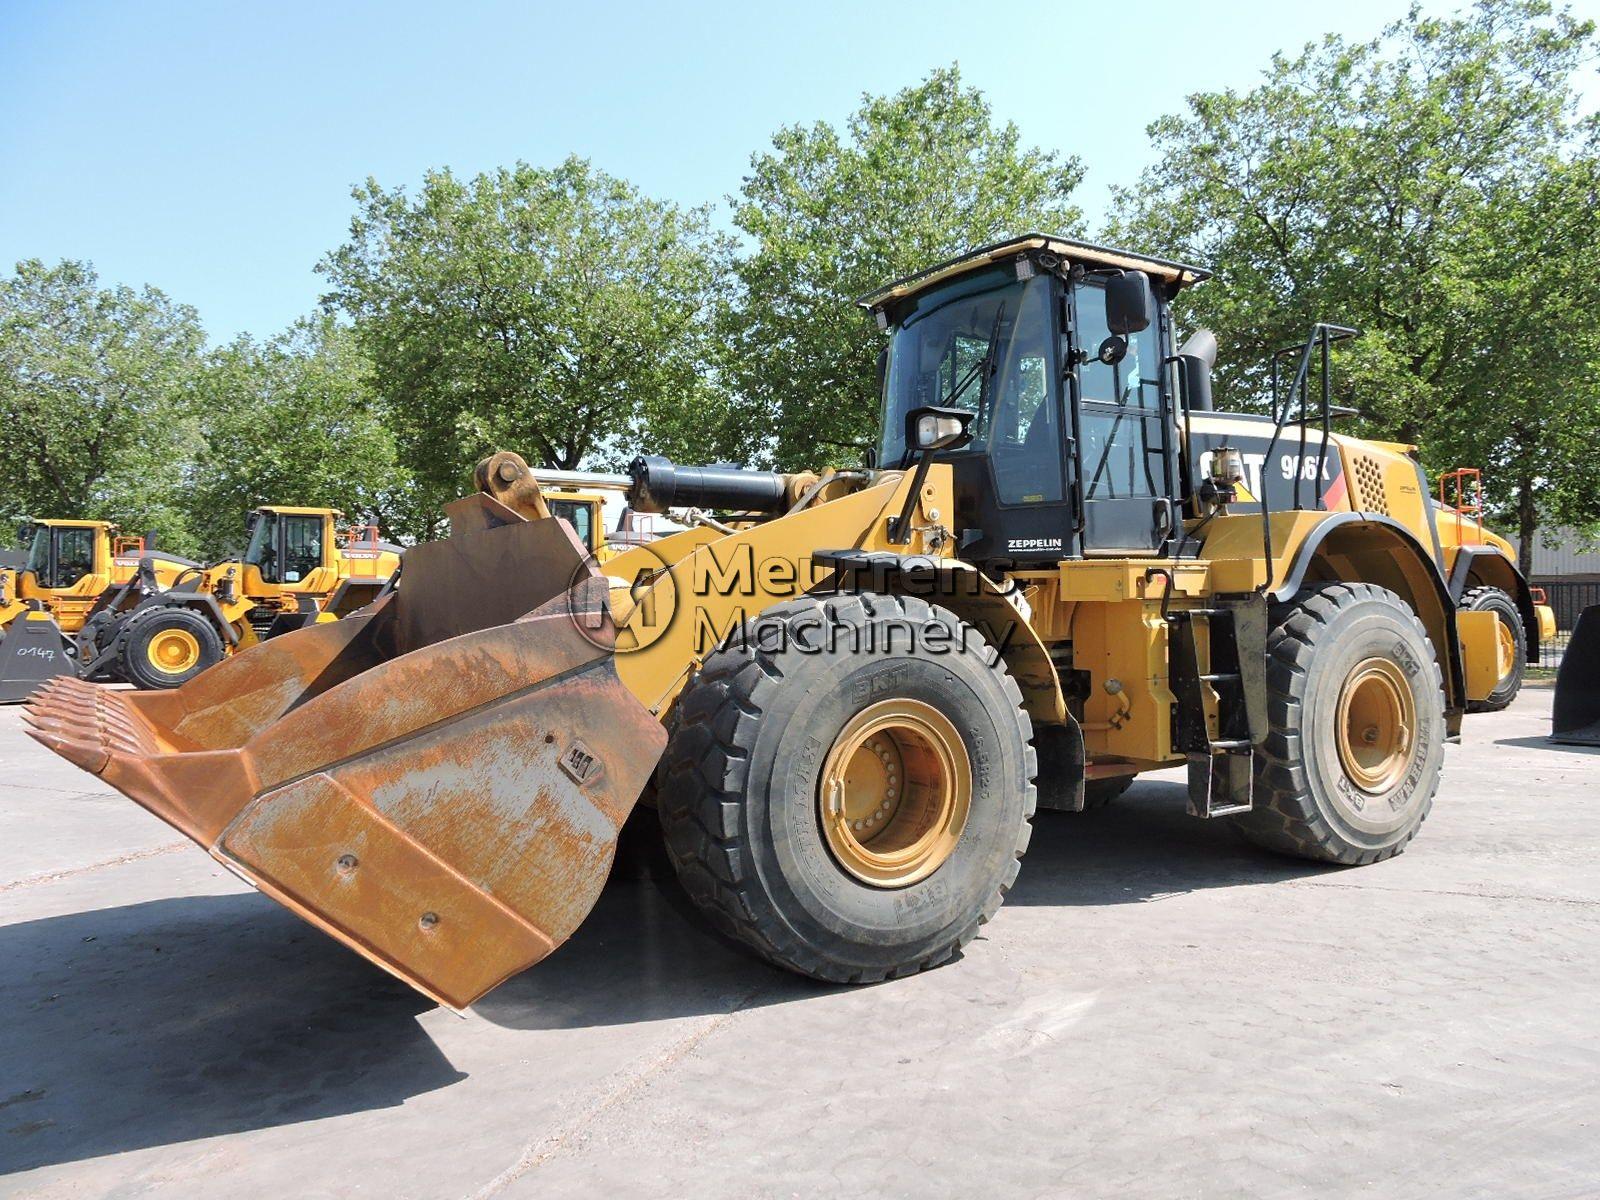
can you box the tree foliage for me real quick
[318,157,737,536]
[1108,0,1599,559]
[7,30,1600,565]
[187,315,404,557]
[731,66,1084,469]
[0,259,205,552]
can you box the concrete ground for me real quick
[1,688,1596,1199]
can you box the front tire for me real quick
[657,592,1036,983]
[117,607,225,690]
[1233,582,1444,865]
[1460,585,1526,713]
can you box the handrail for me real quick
[1258,323,1360,593]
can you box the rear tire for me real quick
[1232,582,1444,865]
[1460,585,1525,713]
[657,592,1035,983]
[117,607,225,690]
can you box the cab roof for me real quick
[257,505,341,517]
[857,234,1211,312]
[31,518,112,530]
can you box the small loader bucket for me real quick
[1552,605,1600,746]
[25,499,666,1009]
[0,610,76,703]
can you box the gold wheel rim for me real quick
[147,628,201,674]
[818,699,971,888]
[1335,658,1416,793]
[1495,616,1516,683]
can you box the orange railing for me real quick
[1438,467,1484,547]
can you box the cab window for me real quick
[52,528,96,586]
[282,516,323,583]
[1074,281,1164,502]
[25,526,49,576]
[548,499,595,549]
[880,272,1063,505]
[245,512,280,581]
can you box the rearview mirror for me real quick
[1105,270,1154,335]
[905,405,975,454]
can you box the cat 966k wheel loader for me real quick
[26,236,1534,1009]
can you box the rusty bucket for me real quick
[24,496,666,1009]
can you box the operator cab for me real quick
[244,507,328,585]
[863,235,1210,564]
[22,521,101,589]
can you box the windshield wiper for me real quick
[947,301,1004,411]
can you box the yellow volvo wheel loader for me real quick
[75,506,401,691]
[533,469,688,556]
[0,520,197,702]
[26,236,1529,1010]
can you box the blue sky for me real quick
[2,0,1596,342]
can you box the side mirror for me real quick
[905,405,975,454]
[245,511,260,535]
[1105,270,1154,335]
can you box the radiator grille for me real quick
[1350,453,1391,516]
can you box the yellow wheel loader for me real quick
[26,235,1529,1009]
[0,520,197,702]
[532,469,688,556]
[75,506,400,691]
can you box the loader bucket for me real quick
[1552,605,1600,746]
[24,500,667,1009]
[0,611,76,703]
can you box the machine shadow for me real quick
[475,873,820,1031]
[0,782,1327,1173]
[1008,778,1336,907]
[1493,734,1600,754]
[0,893,461,1175]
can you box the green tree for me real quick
[730,65,1084,469]
[319,157,736,537]
[0,259,205,552]
[188,315,405,558]
[1436,142,1600,560]
[1108,1,1597,561]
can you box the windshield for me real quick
[25,526,49,575]
[879,272,1062,504]
[244,511,279,579]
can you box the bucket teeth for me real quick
[23,681,147,765]
[23,726,110,774]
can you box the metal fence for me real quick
[1534,581,1600,669]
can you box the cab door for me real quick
[280,514,326,590]
[1070,280,1173,554]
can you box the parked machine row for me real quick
[0,508,400,700]
[0,475,685,703]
